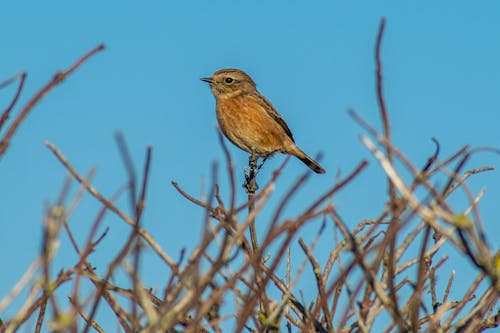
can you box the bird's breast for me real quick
[215,95,294,155]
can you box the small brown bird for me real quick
[201,68,325,174]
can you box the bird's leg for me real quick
[243,152,259,192]
[256,154,270,172]
[249,153,259,171]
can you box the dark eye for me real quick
[224,77,234,84]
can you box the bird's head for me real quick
[201,68,257,99]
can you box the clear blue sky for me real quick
[1,1,499,331]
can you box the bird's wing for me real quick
[253,93,295,142]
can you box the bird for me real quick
[201,68,325,174]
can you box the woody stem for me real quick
[244,154,270,317]
[246,153,259,252]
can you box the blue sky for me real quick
[1,1,499,331]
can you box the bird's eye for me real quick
[224,77,234,84]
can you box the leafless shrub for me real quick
[1,19,499,333]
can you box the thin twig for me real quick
[0,45,105,157]
[0,72,26,131]
[45,141,178,273]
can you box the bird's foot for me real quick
[243,170,259,192]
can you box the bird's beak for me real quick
[200,77,213,84]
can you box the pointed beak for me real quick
[200,77,213,84]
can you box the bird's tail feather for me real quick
[293,148,325,174]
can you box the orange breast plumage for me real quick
[216,94,293,155]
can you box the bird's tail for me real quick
[291,147,325,174]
